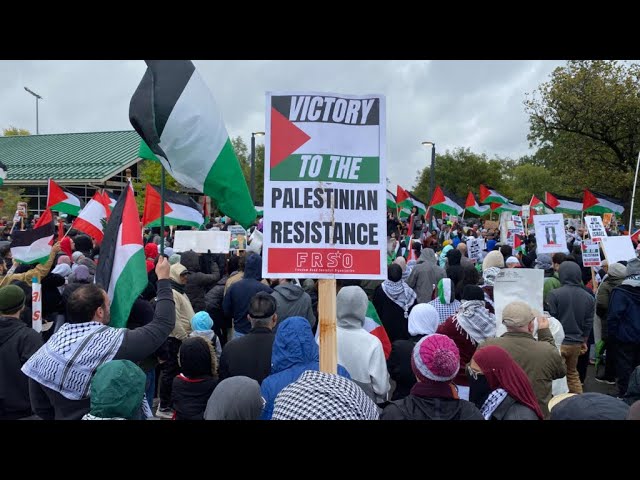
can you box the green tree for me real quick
[232,136,250,185]
[501,162,563,205]
[254,143,265,205]
[133,160,181,213]
[0,187,28,221]
[413,147,507,203]
[525,60,640,217]
[2,126,30,136]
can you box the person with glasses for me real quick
[468,346,543,420]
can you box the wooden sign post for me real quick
[318,278,337,374]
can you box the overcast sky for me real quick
[0,60,565,192]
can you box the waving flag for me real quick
[386,190,397,209]
[72,191,112,242]
[10,208,54,265]
[465,191,491,216]
[364,302,391,359]
[396,185,412,210]
[544,192,582,215]
[141,184,204,228]
[583,189,625,215]
[479,184,509,204]
[430,186,464,216]
[491,202,521,214]
[47,179,83,217]
[130,60,256,228]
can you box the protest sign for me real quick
[602,213,613,229]
[585,215,607,242]
[484,220,499,230]
[228,225,247,250]
[494,268,544,327]
[477,237,485,252]
[263,91,386,279]
[467,237,482,262]
[511,216,525,235]
[582,240,601,267]
[533,214,567,254]
[521,205,530,218]
[173,230,230,254]
[601,236,636,264]
[31,278,42,333]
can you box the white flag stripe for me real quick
[294,122,380,157]
[107,227,143,302]
[166,201,205,225]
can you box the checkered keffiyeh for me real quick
[428,299,461,324]
[272,370,380,420]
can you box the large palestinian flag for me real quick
[141,184,204,228]
[72,191,112,242]
[130,60,256,229]
[10,208,54,264]
[479,184,509,204]
[491,202,521,214]
[430,186,464,216]
[95,185,147,329]
[544,192,582,215]
[465,191,491,216]
[364,301,391,359]
[47,179,83,217]
[583,189,625,215]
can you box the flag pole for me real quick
[629,149,640,231]
[160,166,166,256]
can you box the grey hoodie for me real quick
[272,282,316,330]
[546,262,595,345]
[406,249,446,303]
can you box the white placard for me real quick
[493,268,544,327]
[477,237,485,251]
[582,240,601,267]
[32,279,42,333]
[467,238,482,261]
[511,216,525,235]
[533,214,568,254]
[521,205,530,218]
[600,236,636,265]
[173,230,230,254]
[585,215,607,243]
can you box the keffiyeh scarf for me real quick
[382,279,417,318]
[22,322,125,400]
[482,267,501,287]
[453,300,496,345]
[481,388,508,420]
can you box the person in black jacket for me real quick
[22,257,176,420]
[372,263,416,343]
[180,250,220,313]
[219,292,276,384]
[0,285,43,419]
[172,336,218,420]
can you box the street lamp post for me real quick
[24,87,43,134]
[422,141,436,228]
[250,131,265,203]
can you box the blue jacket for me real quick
[223,254,272,334]
[608,283,640,344]
[260,316,350,420]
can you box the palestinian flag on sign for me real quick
[10,208,54,264]
[430,186,464,216]
[583,189,625,215]
[47,179,83,217]
[141,184,204,228]
[465,191,491,216]
[95,184,147,329]
[491,202,521,214]
[396,185,412,210]
[0,160,7,186]
[364,301,391,359]
[544,192,582,215]
[130,60,256,229]
[71,191,112,242]
[386,190,397,210]
[479,184,509,204]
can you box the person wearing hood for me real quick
[439,244,454,269]
[387,303,440,401]
[190,311,222,361]
[82,360,150,420]
[144,242,159,261]
[332,286,389,404]
[457,243,475,269]
[380,334,483,420]
[272,370,379,420]
[180,250,220,313]
[428,278,462,324]
[373,264,417,343]
[407,248,446,304]
[223,254,273,340]
[62,265,94,306]
[260,316,350,420]
[302,279,319,331]
[480,250,504,314]
[171,336,219,420]
[549,392,629,420]
[156,263,196,419]
[436,285,496,400]
[540,253,566,302]
[595,262,627,384]
[271,279,316,331]
[204,376,264,420]
[0,285,43,419]
[608,258,640,396]
[545,261,595,394]
[393,256,411,282]
[204,265,231,346]
[469,346,543,420]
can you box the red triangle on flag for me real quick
[35,207,53,229]
[122,186,143,246]
[583,189,599,211]
[396,185,410,206]
[141,184,174,227]
[631,229,640,244]
[530,195,541,206]
[479,184,492,202]
[270,108,311,168]
[545,192,559,209]
[430,186,446,206]
[47,179,69,208]
[490,202,502,211]
[465,191,476,208]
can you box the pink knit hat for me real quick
[411,334,460,382]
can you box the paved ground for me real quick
[584,364,619,396]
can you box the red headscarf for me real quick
[473,345,544,419]
[144,243,159,260]
[60,237,73,258]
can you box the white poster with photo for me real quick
[585,215,607,243]
[493,268,544,327]
[534,214,568,254]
